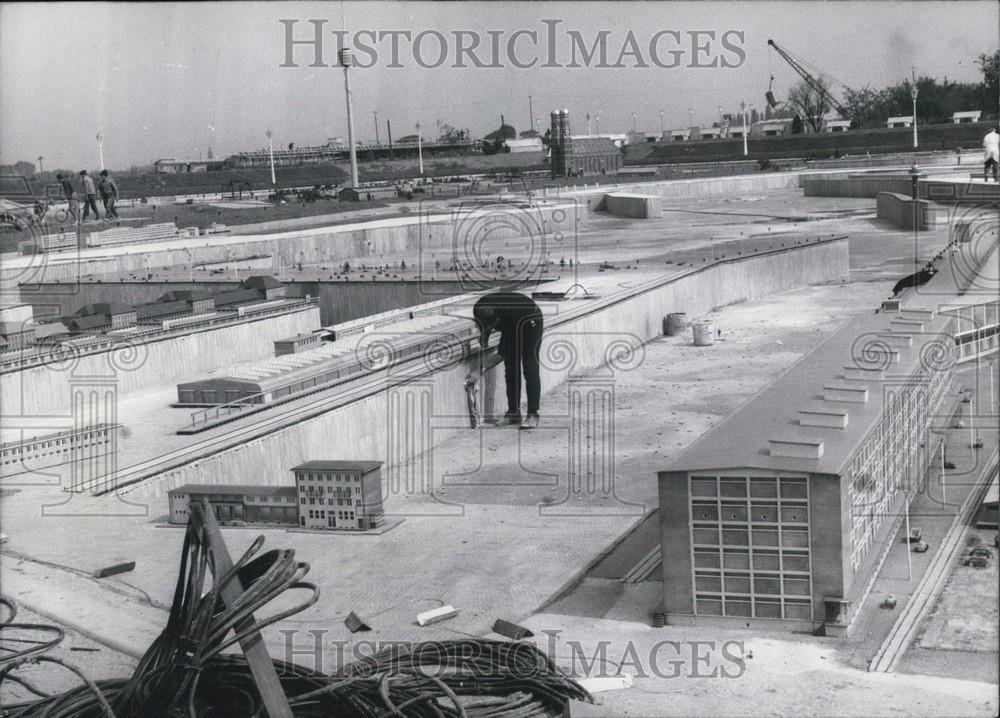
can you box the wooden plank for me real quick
[199,499,294,718]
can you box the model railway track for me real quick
[868,447,999,672]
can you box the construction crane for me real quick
[766,39,851,121]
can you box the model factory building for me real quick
[167,460,385,530]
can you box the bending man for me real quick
[473,291,544,429]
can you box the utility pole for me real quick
[528,95,534,136]
[266,129,276,185]
[339,47,359,188]
[374,110,380,145]
[911,67,919,150]
[37,156,44,174]
[97,133,104,170]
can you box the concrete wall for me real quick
[875,192,937,230]
[21,279,535,326]
[602,193,662,219]
[801,175,914,199]
[569,173,804,213]
[120,237,850,497]
[1,306,320,418]
[3,203,581,288]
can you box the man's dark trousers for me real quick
[501,315,543,417]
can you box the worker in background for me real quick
[98,169,119,219]
[983,127,999,182]
[56,173,79,223]
[473,292,544,429]
[79,170,100,221]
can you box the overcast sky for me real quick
[1,1,997,169]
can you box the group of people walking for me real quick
[55,169,119,222]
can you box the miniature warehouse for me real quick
[1,3,998,717]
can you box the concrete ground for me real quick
[2,183,996,711]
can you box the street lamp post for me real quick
[632,112,637,135]
[594,111,600,135]
[97,133,104,170]
[688,108,693,126]
[374,110,380,145]
[911,85,919,149]
[37,156,43,174]
[416,122,424,176]
[741,100,749,157]
[266,129,276,186]
[339,47,359,188]
[659,110,664,135]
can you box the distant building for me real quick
[504,137,543,153]
[670,129,691,142]
[292,460,384,529]
[167,484,299,525]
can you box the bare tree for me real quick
[786,79,832,133]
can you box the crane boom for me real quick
[767,39,850,119]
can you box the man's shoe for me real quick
[520,414,539,430]
[503,412,522,425]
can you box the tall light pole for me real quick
[37,156,43,174]
[416,121,424,176]
[96,133,104,170]
[595,111,600,135]
[374,110,380,145]
[659,110,664,134]
[741,100,749,156]
[339,47,359,188]
[528,95,534,135]
[587,112,592,135]
[265,129,276,185]
[911,68,919,149]
[632,112,637,134]
[688,108,693,126]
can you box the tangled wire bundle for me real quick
[0,502,590,717]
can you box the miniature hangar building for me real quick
[657,307,956,636]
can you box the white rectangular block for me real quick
[417,605,459,626]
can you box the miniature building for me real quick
[292,460,384,529]
[671,129,691,141]
[952,111,981,124]
[0,321,37,351]
[550,111,621,178]
[167,484,299,525]
[241,276,287,300]
[214,288,267,310]
[135,300,192,325]
[159,290,216,315]
[274,333,322,356]
[657,308,957,636]
[66,303,137,332]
